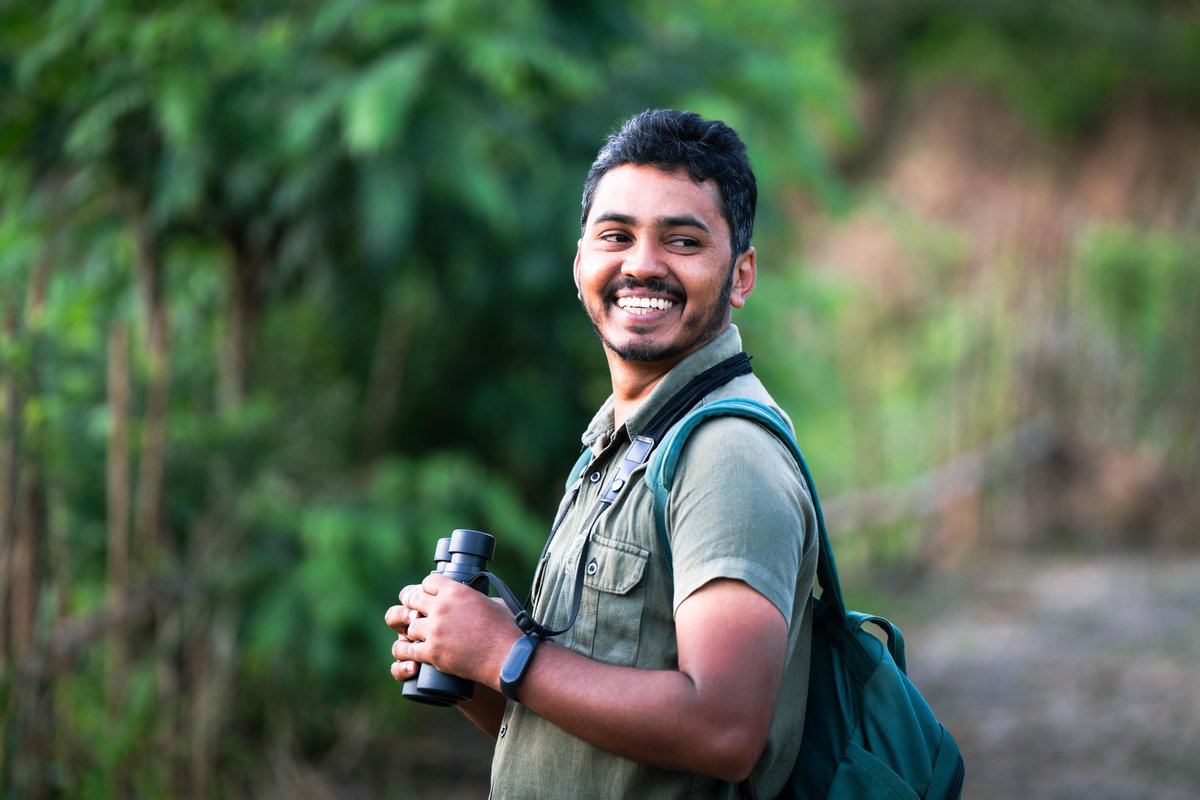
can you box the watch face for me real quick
[501,635,539,700]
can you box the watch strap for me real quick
[499,633,542,702]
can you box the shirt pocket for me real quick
[569,534,649,666]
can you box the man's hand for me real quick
[385,578,514,738]
[385,575,521,689]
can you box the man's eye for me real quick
[600,232,631,243]
[669,237,700,248]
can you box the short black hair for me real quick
[580,109,757,256]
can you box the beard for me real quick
[584,272,734,363]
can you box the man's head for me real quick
[580,109,757,259]
[574,111,759,369]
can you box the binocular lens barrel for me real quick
[401,530,496,706]
[433,537,452,570]
[439,529,495,584]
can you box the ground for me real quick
[900,551,1200,800]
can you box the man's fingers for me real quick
[384,604,408,631]
[405,585,434,615]
[388,582,439,681]
[420,573,454,596]
[390,660,417,682]
[392,638,415,661]
[390,583,433,627]
[392,631,426,667]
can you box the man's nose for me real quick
[621,240,669,280]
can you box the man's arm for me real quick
[457,685,509,739]
[399,573,788,784]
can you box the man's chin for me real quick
[614,346,677,363]
[604,334,684,364]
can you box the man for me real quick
[387,109,818,798]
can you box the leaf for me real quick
[342,45,432,155]
[64,84,149,160]
[155,70,207,149]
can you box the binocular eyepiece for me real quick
[401,529,495,706]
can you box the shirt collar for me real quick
[581,325,744,451]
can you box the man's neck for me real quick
[604,353,676,432]
[601,326,736,431]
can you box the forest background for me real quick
[2,1,1198,798]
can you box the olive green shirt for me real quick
[490,326,818,799]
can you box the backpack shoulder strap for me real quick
[643,396,848,622]
[565,447,592,492]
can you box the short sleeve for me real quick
[664,415,813,625]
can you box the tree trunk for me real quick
[133,213,170,575]
[11,462,46,663]
[0,300,17,676]
[106,323,131,707]
[219,245,266,414]
[188,245,266,796]
[9,254,51,666]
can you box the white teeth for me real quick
[616,296,675,314]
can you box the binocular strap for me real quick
[483,352,754,643]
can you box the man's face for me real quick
[574,164,755,367]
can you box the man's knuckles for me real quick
[384,604,412,630]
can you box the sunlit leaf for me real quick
[342,45,432,155]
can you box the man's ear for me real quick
[573,240,582,298]
[730,246,756,309]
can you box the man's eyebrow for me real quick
[592,211,637,227]
[657,214,710,233]
[591,211,711,234]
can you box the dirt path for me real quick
[894,552,1200,800]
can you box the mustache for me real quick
[603,277,686,305]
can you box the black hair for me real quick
[580,109,757,256]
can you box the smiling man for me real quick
[387,110,818,799]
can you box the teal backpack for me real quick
[644,397,965,800]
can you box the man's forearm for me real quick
[510,640,773,783]
[458,684,508,741]
[503,580,788,785]
[401,575,786,782]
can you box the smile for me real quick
[615,296,676,315]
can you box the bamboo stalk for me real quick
[106,323,131,709]
[11,465,44,663]
[0,300,17,675]
[10,256,50,665]
[132,212,170,576]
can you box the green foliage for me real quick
[1077,224,1200,453]
[236,450,544,691]
[8,0,1190,791]
[1081,226,1194,355]
[1,0,856,793]
[841,0,1200,134]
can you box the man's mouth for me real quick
[615,296,677,315]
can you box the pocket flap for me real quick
[582,536,648,595]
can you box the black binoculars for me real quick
[400,529,495,706]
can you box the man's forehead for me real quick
[587,164,725,228]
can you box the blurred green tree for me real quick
[0,0,854,795]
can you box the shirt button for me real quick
[588,471,601,483]
[586,560,598,576]
[499,724,508,737]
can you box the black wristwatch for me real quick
[499,633,543,702]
